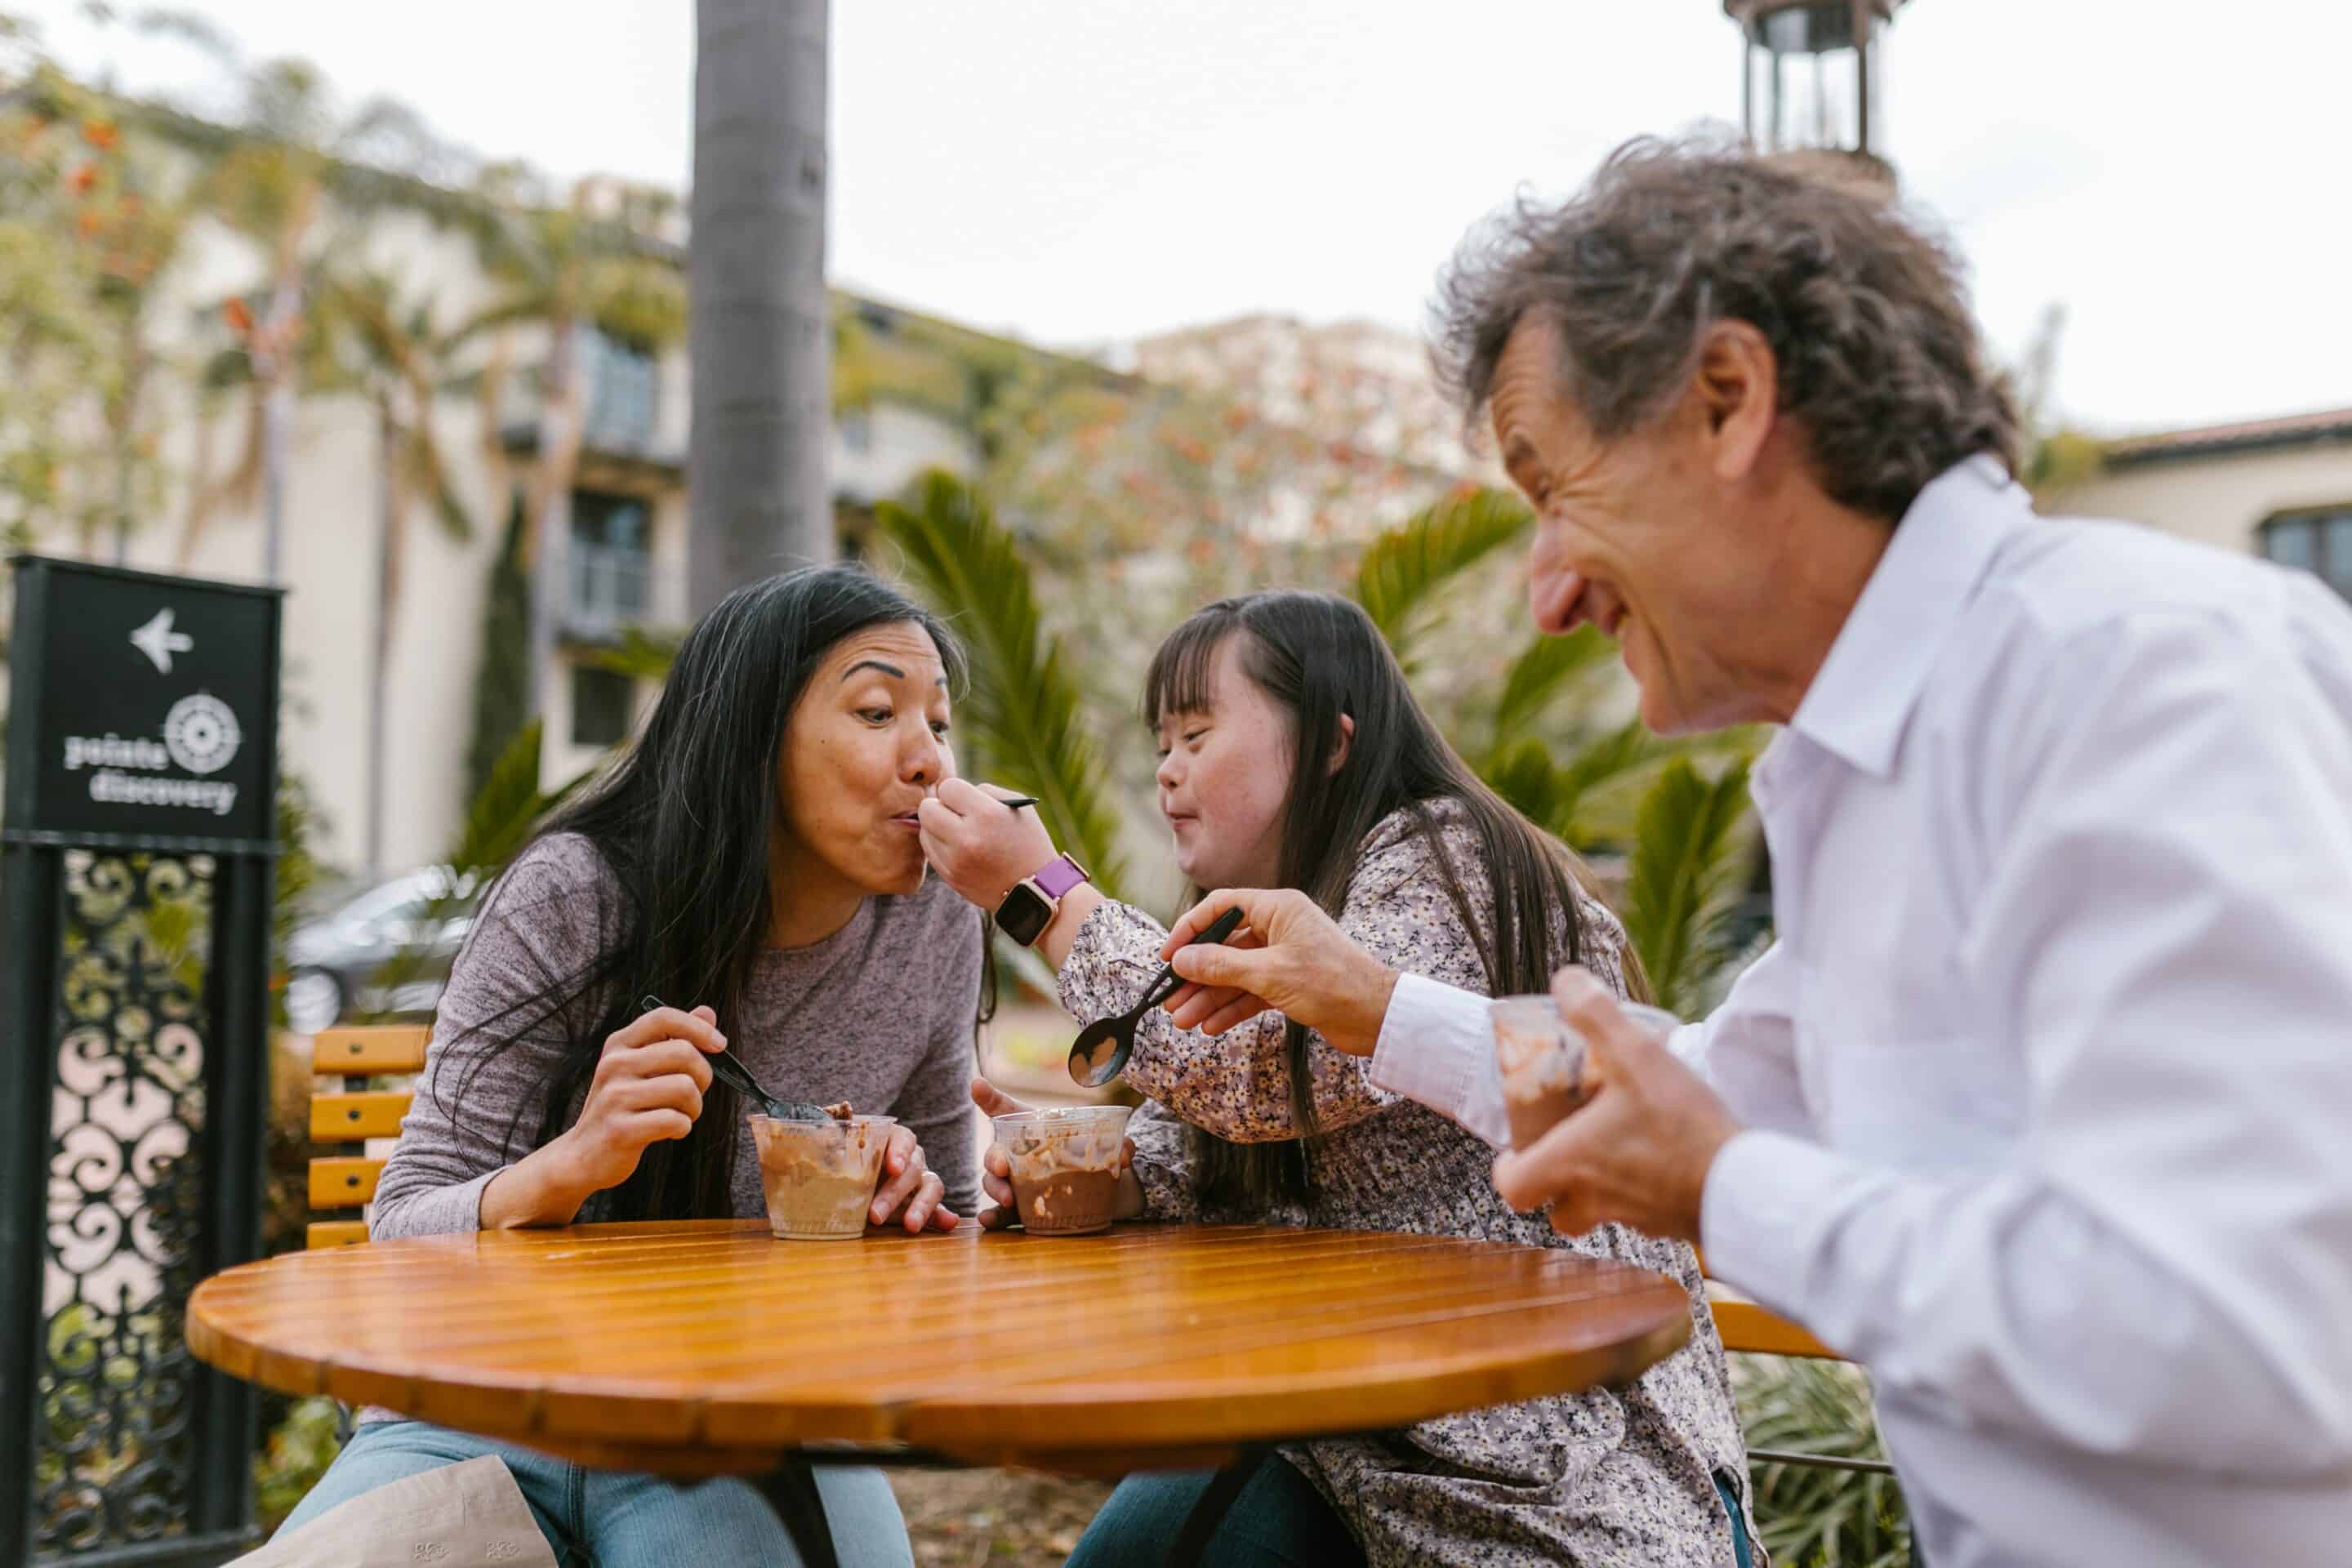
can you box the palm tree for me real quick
[312,270,474,876]
[145,24,449,581]
[461,169,685,742]
[688,0,835,616]
[874,474,1130,900]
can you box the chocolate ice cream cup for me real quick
[991,1106,1132,1236]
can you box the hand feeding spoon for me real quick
[1066,907,1246,1089]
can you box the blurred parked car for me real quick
[282,865,482,1035]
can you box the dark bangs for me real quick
[928,608,973,702]
[1143,599,1249,728]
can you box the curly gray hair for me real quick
[1433,134,2023,523]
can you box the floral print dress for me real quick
[1055,804,1757,1567]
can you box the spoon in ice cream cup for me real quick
[637,995,829,1122]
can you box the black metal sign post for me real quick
[2,557,281,1566]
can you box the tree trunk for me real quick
[526,316,581,789]
[109,311,140,567]
[261,376,291,581]
[367,399,397,880]
[688,0,834,616]
[260,277,300,584]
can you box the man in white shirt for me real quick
[1154,137,2352,1566]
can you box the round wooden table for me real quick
[190,1219,1694,1565]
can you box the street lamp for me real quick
[1727,1,1906,169]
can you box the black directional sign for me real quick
[5,556,282,844]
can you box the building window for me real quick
[581,327,660,452]
[570,665,635,748]
[568,490,653,635]
[2260,506,2352,599]
[573,490,649,552]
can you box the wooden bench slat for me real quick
[311,1091,412,1143]
[306,1220,371,1250]
[1710,1295,1842,1360]
[312,1025,430,1075]
[310,1156,385,1209]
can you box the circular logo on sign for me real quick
[163,693,241,776]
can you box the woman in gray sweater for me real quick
[270,566,986,1567]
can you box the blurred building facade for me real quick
[105,180,1094,881]
[97,171,1477,893]
[2048,408,2352,597]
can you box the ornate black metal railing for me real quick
[4,839,274,1566]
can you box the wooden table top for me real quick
[188,1220,1694,1477]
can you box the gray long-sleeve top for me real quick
[370,831,986,1242]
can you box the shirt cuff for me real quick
[1666,1019,1709,1074]
[1699,1128,1862,1324]
[1368,973,1511,1150]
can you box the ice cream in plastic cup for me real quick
[991,1105,1134,1236]
[1490,996,1681,1150]
[750,1113,896,1240]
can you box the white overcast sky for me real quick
[23,0,2351,434]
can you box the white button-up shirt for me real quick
[1370,457,2352,1567]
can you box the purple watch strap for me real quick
[1029,853,1089,899]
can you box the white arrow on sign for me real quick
[131,608,194,674]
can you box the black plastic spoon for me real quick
[1066,907,1247,1088]
[637,995,829,1122]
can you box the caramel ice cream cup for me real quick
[751,1113,896,1240]
[1490,996,1680,1150]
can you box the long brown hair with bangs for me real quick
[1144,590,1643,1214]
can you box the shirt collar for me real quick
[1786,456,2035,778]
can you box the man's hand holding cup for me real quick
[1490,967,1744,1245]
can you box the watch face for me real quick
[998,884,1053,947]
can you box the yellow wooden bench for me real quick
[306,1024,430,1248]
[1708,1283,1841,1360]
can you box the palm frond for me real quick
[401,421,471,541]
[874,470,1129,902]
[368,723,592,1016]
[1489,628,1610,757]
[1734,1355,1913,1568]
[1351,487,1531,665]
[586,260,687,350]
[1481,719,1661,844]
[1550,720,1661,844]
[128,7,243,68]
[450,294,554,349]
[1483,737,1569,838]
[333,94,448,180]
[1619,756,1755,1016]
[448,719,592,877]
[586,627,683,683]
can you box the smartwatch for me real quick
[996,853,1091,947]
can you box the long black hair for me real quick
[1143,590,1640,1214]
[446,564,971,1222]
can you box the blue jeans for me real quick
[1067,1455,1360,1568]
[274,1419,911,1568]
[1068,1458,1756,1567]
